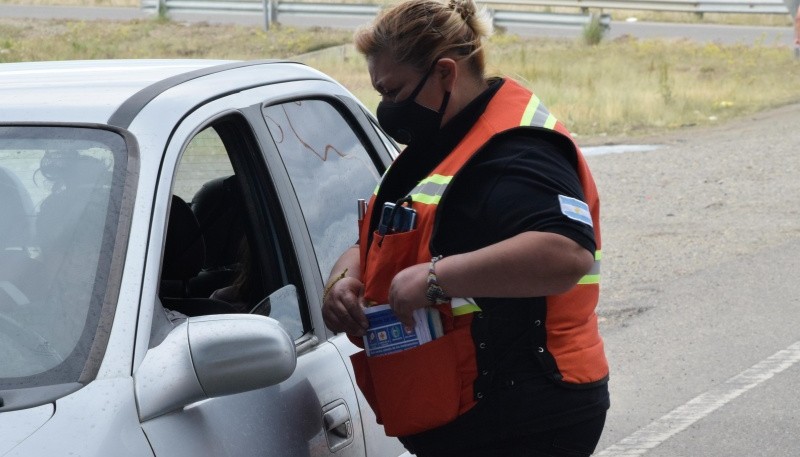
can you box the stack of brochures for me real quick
[363,305,444,357]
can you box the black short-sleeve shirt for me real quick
[373,79,596,258]
[373,80,609,448]
[434,129,596,257]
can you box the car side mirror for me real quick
[134,314,296,422]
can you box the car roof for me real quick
[0,59,331,126]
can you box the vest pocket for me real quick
[363,228,421,304]
[351,332,461,437]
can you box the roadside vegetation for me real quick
[303,33,800,138]
[0,0,794,26]
[1,16,798,138]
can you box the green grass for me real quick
[1,17,799,139]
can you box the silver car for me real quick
[0,59,408,457]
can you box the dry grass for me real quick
[299,34,800,138]
[0,0,794,26]
[600,10,792,26]
[1,16,799,138]
[0,18,352,60]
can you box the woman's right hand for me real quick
[322,277,369,336]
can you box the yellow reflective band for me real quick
[452,303,481,316]
[409,174,452,206]
[451,297,481,316]
[520,95,541,126]
[578,274,600,285]
[424,174,452,185]
[543,114,558,130]
[373,182,379,195]
[581,252,601,283]
[411,193,441,205]
[521,94,559,131]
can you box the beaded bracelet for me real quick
[425,255,449,305]
[322,268,348,303]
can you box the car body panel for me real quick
[0,404,54,455]
[4,379,153,457]
[0,59,406,456]
[0,60,231,124]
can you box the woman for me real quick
[322,0,609,455]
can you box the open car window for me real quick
[158,117,306,340]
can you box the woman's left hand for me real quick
[388,262,430,328]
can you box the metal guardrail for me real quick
[480,0,789,14]
[141,0,790,31]
[141,0,609,30]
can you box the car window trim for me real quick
[107,60,287,130]
[257,95,391,340]
[209,113,314,338]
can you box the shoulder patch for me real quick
[558,195,593,227]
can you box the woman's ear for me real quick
[434,58,458,92]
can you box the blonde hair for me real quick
[355,0,492,78]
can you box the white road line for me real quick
[597,341,800,456]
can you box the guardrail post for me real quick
[599,12,611,30]
[262,0,277,30]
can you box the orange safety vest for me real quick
[351,79,607,437]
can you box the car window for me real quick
[262,99,381,280]
[0,126,128,388]
[172,128,234,202]
[160,120,305,339]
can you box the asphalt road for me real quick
[0,4,795,45]
[597,238,800,455]
[589,100,800,455]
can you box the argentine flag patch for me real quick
[558,195,593,227]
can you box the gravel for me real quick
[581,102,800,325]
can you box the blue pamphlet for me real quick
[363,305,436,357]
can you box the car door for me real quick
[135,84,376,457]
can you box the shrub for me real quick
[582,15,606,46]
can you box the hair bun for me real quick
[448,0,476,22]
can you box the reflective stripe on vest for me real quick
[451,297,482,316]
[409,174,452,206]
[578,250,601,285]
[521,93,558,129]
[404,92,563,207]
[397,91,599,313]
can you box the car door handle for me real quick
[322,400,354,452]
[323,403,352,438]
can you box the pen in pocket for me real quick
[357,198,367,222]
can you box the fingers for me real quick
[393,305,416,330]
[322,278,368,336]
[388,263,430,328]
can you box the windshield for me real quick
[0,126,128,390]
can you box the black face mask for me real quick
[377,66,451,146]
